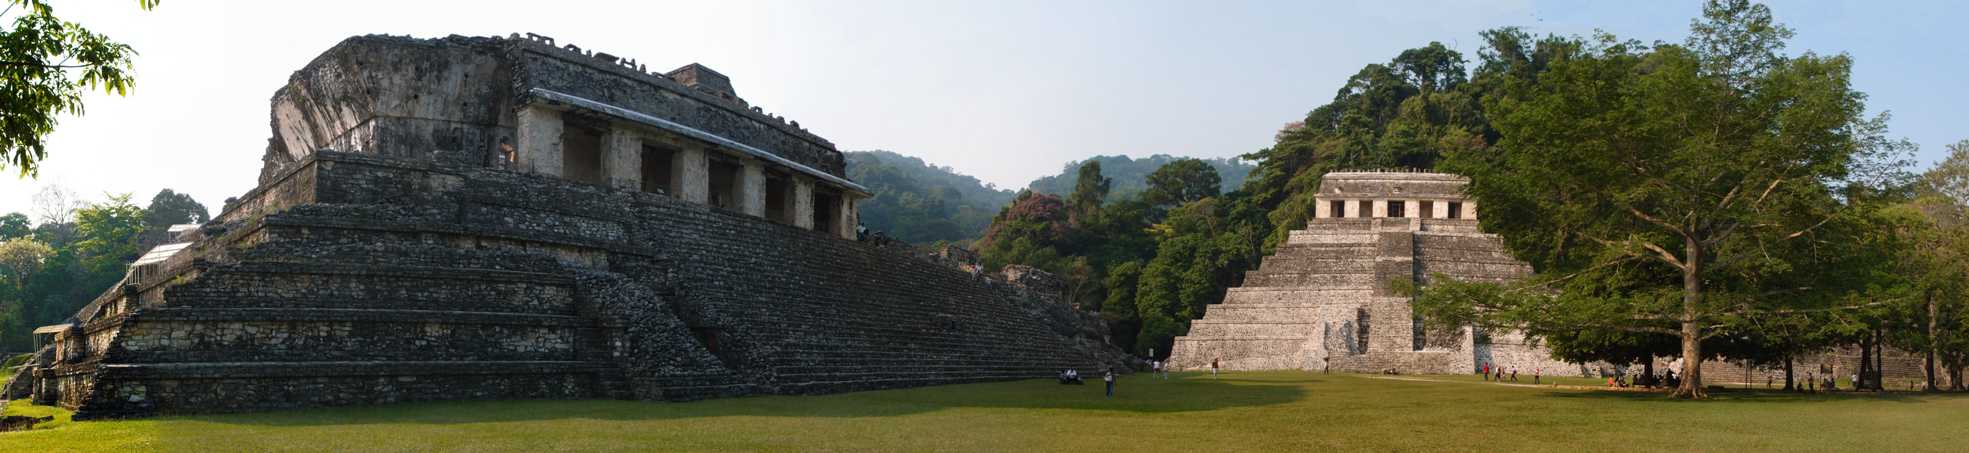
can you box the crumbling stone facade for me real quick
[1168,172,1583,375]
[21,34,1128,418]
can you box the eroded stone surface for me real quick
[26,34,1129,418]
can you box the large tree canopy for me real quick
[1427,0,1910,398]
[1,0,156,177]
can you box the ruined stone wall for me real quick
[260,35,845,184]
[40,152,1121,417]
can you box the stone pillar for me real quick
[837,196,858,239]
[1343,199,1361,218]
[1465,200,1479,222]
[792,176,815,230]
[602,127,642,191]
[515,106,563,176]
[1404,200,1420,219]
[1315,199,1330,219]
[739,159,766,217]
[1433,199,1450,219]
[673,146,709,204]
[1372,199,1388,218]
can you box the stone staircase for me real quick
[1168,224,1397,371]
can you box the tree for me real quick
[30,184,80,225]
[1,0,157,176]
[1067,161,1111,225]
[1239,42,1487,250]
[1434,0,1906,398]
[70,193,146,276]
[143,188,209,232]
[1142,159,1220,208]
[0,212,28,239]
[0,236,52,291]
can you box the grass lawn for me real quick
[4,371,1967,452]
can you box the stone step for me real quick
[166,264,578,315]
[1285,231,1377,245]
[1222,288,1377,304]
[1241,272,1383,288]
[115,309,587,363]
[95,360,610,379]
[1182,321,1319,338]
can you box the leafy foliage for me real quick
[0,187,204,350]
[846,150,1015,244]
[1027,155,1252,201]
[1424,0,1914,397]
[0,0,155,177]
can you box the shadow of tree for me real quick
[170,373,1309,427]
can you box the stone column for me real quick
[1465,200,1479,222]
[673,146,709,204]
[1372,199,1388,218]
[1433,199,1451,219]
[601,127,642,191]
[1343,199,1361,218]
[739,159,766,217]
[515,105,563,176]
[1315,198,1330,219]
[837,196,858,239]
[1404,200,1420,219]
[792,176,815,230]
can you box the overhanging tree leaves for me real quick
[1434,0,1908,398]
[1,0,157,177]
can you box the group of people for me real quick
[1479,363,1539,384]
[1059,367,1119,397]
[1610,369,1679,389]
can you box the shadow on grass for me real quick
[1540,385,1950,404]
[169,373,1311,428]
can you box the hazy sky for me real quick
[2,0,1962,215]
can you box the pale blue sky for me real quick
[2,0,1961,214]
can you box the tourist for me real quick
[1509,366,1518,382]
[1104,368,1116,398]
[1211,358,1220,378]
[1534,368,1542,385]
[1482,363,1490,381]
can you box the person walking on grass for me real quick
[1482,363,1490,381]
[1104,368,1116,398]
[1533,368,1541,385]
[1211,358,1220,378]
[1509,366,1519,382]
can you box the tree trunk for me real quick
[1674,237,1706,399]
[1643,359,1655,385]
[1875,326,1886,391]
[1929,291,1939,392]
[1783,354,1795,391]
[1859,331,1872,391]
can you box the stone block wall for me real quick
[33,152,1125,417]
[1170,188,1586,376]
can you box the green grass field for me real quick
[3,371,1966,452]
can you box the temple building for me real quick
[1168,171,1581,375]
[13,34,1128,418]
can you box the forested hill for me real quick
[845,150,1016,244]
[1026,155,1252,200]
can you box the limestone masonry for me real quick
[1168,171,1582,375]
[15,34,1129,418]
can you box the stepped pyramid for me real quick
[1169,171,1581,375]
[19,34,1127,418]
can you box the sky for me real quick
[2,0,1963,215]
